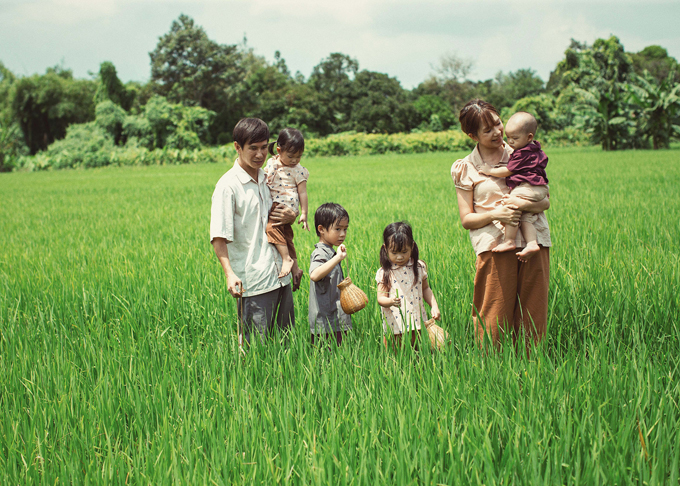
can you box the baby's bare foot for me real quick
[279,257,294,278]
[493,241,517,253]
[516,242,540,262]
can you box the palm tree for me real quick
[628,70,680,149]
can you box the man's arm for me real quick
[212,237,243,297]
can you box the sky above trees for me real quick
[1,0,679,87]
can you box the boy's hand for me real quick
[298,213,309,231]
[337,244,347,260]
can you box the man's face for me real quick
[235,140,269,177]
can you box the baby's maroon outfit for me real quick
[506,141,548,189]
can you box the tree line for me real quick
[1,14,679,171]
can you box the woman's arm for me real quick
[502,194,550,213]
[456,188,521,230]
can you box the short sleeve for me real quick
[264,158,275,184]
[451,159,474,191]
[417,260,428,281]
[210,184,234,243]
[375,268,384,284]
[295,166,309,185]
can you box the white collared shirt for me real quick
[210,159,290,297]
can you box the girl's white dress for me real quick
[375,259,428,334]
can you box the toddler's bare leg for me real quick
[275,244,294,277]
[516,221,540,262]
[493,223,518,253]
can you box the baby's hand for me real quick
[298,214,309,231]
[390,296,402,307]
[337,244,347,260]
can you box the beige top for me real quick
[451,144,552,255]
[210,159,291,297]
[375,260,429,334]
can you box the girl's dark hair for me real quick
[380,222,419,292]
[314,202,349,236]
[233,118,269,147]
[459,99,500,137]
[268,127,305,156]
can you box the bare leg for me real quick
[275,244,294,277]
[516,221,541,262]
[493,223,518,253]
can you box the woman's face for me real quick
[471,114,504,150]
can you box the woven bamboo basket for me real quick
[424,318,449,350]
[337,277,368,314]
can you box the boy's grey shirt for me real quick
[308,242,352,334]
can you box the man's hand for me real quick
[270,203,296,226]
[227,272,244,298]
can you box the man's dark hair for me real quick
[314,203,349,236]
[233,118,269,148]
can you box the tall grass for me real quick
[1,148,678,484]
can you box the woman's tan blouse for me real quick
[451,144,552,255]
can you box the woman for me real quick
[451,99,551,352]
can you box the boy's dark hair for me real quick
[314,203,349,236]
[268,127,305,156]
[233,118,269,148]
[379,221,420,292]
[459,99,500,137]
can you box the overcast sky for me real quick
[1,0,679,88]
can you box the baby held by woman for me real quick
[480,112,549,261]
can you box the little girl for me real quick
[376,222,441,349]
[264,128,309,283]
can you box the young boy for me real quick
[480,111,549,261]
[210,118,297,346]
[308,203,352,346]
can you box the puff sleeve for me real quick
[451,159,474,191]
[295,166,310,185]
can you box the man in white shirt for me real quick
[210,118,297,345]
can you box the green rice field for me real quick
[1,147,679,484]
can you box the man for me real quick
[210,118,297,345]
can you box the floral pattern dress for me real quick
[375,260,428,334]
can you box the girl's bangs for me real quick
[387,233,412,252]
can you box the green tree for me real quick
[10,65,96,154]
[150,14,242,109]
[94,61,136,111]
[630,46,679,84]
[349,70,412,134]
[308,53,359,135]
[412,95,456,131]
[628,70,680,149]
[551,36,637,150]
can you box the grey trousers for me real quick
[237,284,295,345]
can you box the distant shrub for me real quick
[304,130,475,157]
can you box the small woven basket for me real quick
[424,318,449,350]
[337,277,368,314]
